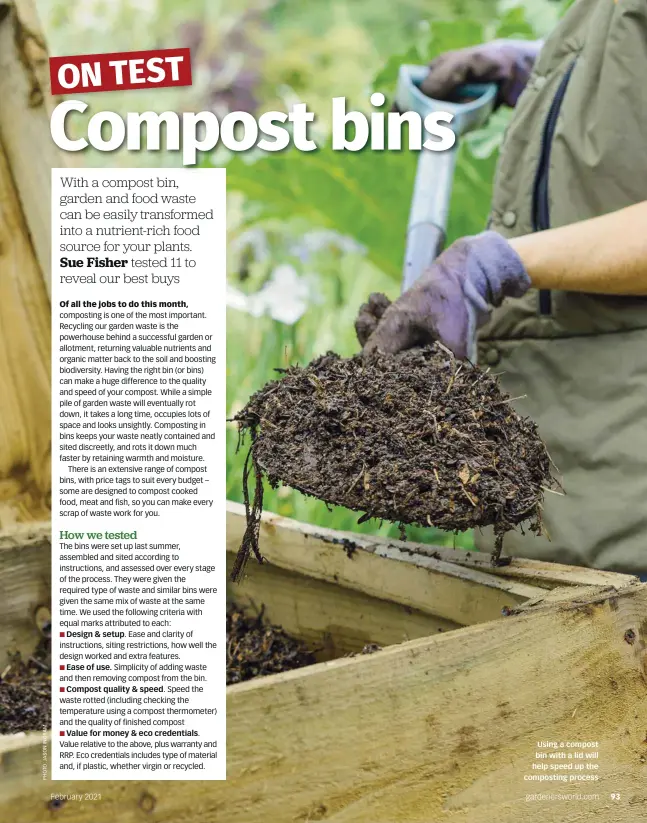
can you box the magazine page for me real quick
[0,0,645,820]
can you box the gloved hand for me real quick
[357,231,530,360]
[420,39,543,108]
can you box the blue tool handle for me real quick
[395,66,497,130]
[399,78,497,296]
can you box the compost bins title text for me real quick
[50,96,456,166]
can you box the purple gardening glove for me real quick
[420,39,543,108]
[357,231,530,360]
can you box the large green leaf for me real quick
[226,128,501,280]
[492,6,537,40]
[373,19,485,97]
[373,6,541,99]
[223,7,544,282]
[227,146,418,280]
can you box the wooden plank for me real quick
[0,522,50,657]
[0,522,50,551]
[227,502,633,591]
[1,581,646,822]
[379,543,637,590]
[12,0,54,115]
[227,551,458,660]
[0,0,69,293]
[0,139,51,528]
[228,503,563,627]
[222,583,647,823]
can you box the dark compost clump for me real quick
[232,345,555,580]
[0,636,51,733]
[227,606,316,684]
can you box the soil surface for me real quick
[0,636,51,733]
[233,345,554,579]
[227,606,316,684]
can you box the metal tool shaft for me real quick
[402,147,458,292]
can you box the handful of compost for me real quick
[232,343,554,581]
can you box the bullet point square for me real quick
[60,687,65,692]
[60,665,65,670]
[60,731,65,736]
[60,632,65,637]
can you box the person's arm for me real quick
[510,201,647,294]
[358,201,647,360]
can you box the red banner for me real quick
[49,48,192,95]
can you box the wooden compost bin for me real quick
[1,505,647,823]
[1,2,647,820]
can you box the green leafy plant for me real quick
[224,11,546,547]
[42,0,556,546]
[224,5,552,547]
[228,148,416,280]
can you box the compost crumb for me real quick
[227,606,316,684]
[0,636,51,733]
[359,643,382,655]
[233,345,555,580]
